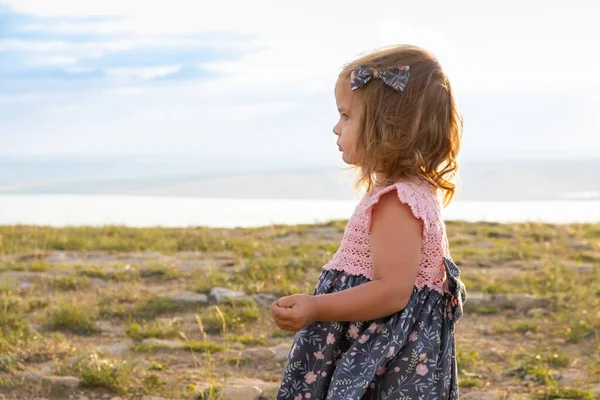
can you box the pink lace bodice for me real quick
[322,179,451,294]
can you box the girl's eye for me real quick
[342,114,349,120]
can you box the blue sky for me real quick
[1,0,599,166]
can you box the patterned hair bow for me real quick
[350,64,410,93]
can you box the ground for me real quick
[0,221,599,399]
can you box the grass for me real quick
[125,319,182,341]
[532,386,597,400]
[47,275,90,291]
[226,333,267,346]
[133,338,224,354]
[77,265,141,282]
[456,343,486,388]
[133,296,189,320]
[493,320,541,334]
[67,352,133,392]
[45,299,99,335]
[0,221,599,398]
[196,298,266,334]
[509,351,575,389]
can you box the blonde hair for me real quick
[338,45,462,206]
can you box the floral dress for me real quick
[276,180,467,400]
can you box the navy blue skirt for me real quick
[276,258,467,400]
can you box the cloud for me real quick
[0,7,258,97]
[0,0,599,160]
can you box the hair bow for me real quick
[350,64,410,93]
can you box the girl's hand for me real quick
[270,294,319,332]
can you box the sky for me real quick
[1,0,599,166]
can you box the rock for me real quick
[142,250,164,259]
[176,260,215,272]
[550,369,561,381]
[460,390,504,400]
[209,287,247,303]
[22,370,81,388]
[37,361,54,375]
[561,262,595,274]
[18,282,33,290]
[78,396,89,400]
[46,251,68,264]
[259,383,282,399]
[526,307,547,317]
[95,320,125,336]
[166,291,209,306]
[140,338,185,350]
[558,368,585,387]
[227,378,275,392]
[591,385,600,396]
[222,385,262,400]
[21,370,46,380]
[229,348,277,360]
[466,292,540,311]
[253,293,278,306]
[97,339,133,356]
[0,271,40,284]
[141,396,168,400]
[271,342,292,362]
[49,375,81,387]
[482,347,506,362]
[88,277,109,287]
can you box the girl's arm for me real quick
[314,190,422,321]
[271,190,422,330]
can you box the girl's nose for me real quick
[333,123,340,136]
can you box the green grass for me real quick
[0,375,22,390]
[133,296,189,320]
[456,343,486,388]
[1,222,599,398]
[69,352,133,391]
[493,320,541,334]
[532,386,597,400]
[149,362,167,371]
[134,339,224,353]
[197,299,266,334]
[226,334,267,346]
[125,320,182,341]
[45,300,99,335]
[77,265,141,282]
[47,275,90,291]
[509,351,574,387]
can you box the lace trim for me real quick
[322,180,451,294]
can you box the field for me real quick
[0,222,599,399]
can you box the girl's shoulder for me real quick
[362,178,442,233]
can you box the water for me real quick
[1,195,599,228]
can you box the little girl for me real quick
[270,44,467,399]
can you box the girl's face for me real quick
[333,78,363,165]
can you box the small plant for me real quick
[149,362,166,371]
[196,299,263,334]
[533,386,597,400]
[48,275,90,291]
[71,352,133,391]
[141,372,166,393]
[133,296,186,320]
[125,319,182,341]
[226,334,267,345]
[45,300,98,335]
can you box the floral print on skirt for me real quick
[276,258,467,400]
